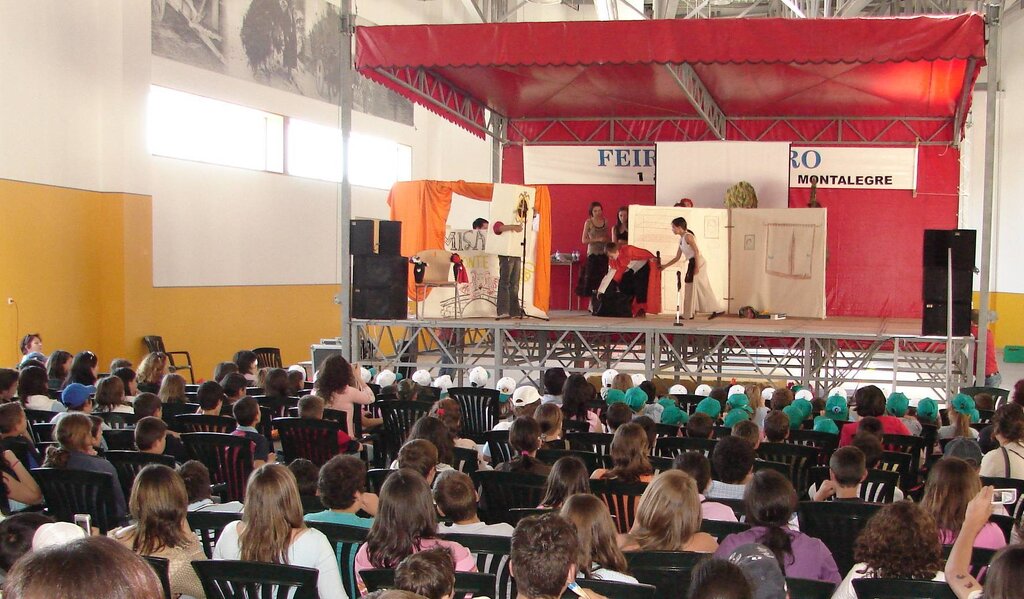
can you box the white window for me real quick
[148,86,284,172]
[286,118,412,189]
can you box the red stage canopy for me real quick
[356,15,985,143]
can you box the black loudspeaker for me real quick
[378,221,402,256]
[350,220,374,255]
[922,229,975,337]
[923,302,971,337]
[352,254,408,319]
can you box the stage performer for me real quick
[472,218,489,231]
[611,206,630,244]
[576,202,611,301]
[491,220,525,318]
[660,217,725,320]
[595,242,654,317]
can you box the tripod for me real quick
[513,213,548,321]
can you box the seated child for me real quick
[230,398,275,466]
[434,471,514,536]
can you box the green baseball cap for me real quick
[625,387,648,411]
[660,403,688,426]
[727,393,752,412]
[886,392,910,417]
[792,398,813,420]
[813,416,839,435]
[782,404,804,429]
[950,393,980,423]
[696,397,722,419]
[825,395,849,421]
[724,408,751,428]
[916,398,939,421]
[605,389,626,406]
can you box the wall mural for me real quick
[152,0,415,126]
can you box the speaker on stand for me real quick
[350,220,407,320]
[921,229,976,337]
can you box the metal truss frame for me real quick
[352,318,972,399]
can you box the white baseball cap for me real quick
[631,374,647,387]
[829,388,849,398]
[469,367,490,387]
[512,386,541,407]
[761,387,776,402]
[669,384,688,395]
[496,377,517,395]
[288,364,307,377]
[359,367,372,384]
[411,369,433,386]
[32,522,86,551]
[795,389,814,402]
[374,369,396,388]
[432,375,454,390]
[695,384,712,397]
[728,384,746,397]
[602,369,619,388]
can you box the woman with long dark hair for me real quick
[354,469,475,592]
[921,457,1006,549]
[315,354,376,436]
[611,206,629,244]
[495,416,550,476]
[576,202,611,301]
[659,216,724,320]
[561,374,602,432]
[591,422,653,483]
[540,456,591,509]
[561,494,636,582]
[67,351,99,387]
[714,470,840,584]
[46,350,72,390]
[212,464,345,599]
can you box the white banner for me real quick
[523,145,656,185]
[790,146,918,190]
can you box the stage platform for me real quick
[349,311,973,399]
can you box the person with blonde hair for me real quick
[212,464,346,599]
[110,465,206,598]
[158,373,188,404]
[560,493,636,583]
[136,353,169,395]
[592,422,654,483]
[620,470,717,553]
[921,457,1007,549]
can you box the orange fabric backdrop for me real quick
[387,180,552,313]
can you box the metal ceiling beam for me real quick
[459,0,488,21]
[653,0,682,18]
[664,63,727,140]
[838,0,876,17]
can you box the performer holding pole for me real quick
[660,217,725,320]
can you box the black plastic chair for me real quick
[305,521,368,599]
[176,414,236,434]
[192,559,319,599]
[143,336,194,383]
[32,468,122,533]
[625,551,708,599]
[941,544,997,574]
[591,478,648,534]
[453,446,479,474]
[571,578,659,599]
[653,437,718,458]
[102,429,137,451]
[439,532,513,599]
[506,507,555,525]
[852,578,956,599]
[24,409,55,427]
[448,387,502,443]
[161,402,200,433]
[654,423,680,438]
[787,430,839,466]
[474,470,548,525]
[252,347,283,369]
[877,451,914,489]
[797,500,881,576]
[274,418,345,467]
[786,577,837,599]
[378,400,434,466]
[182,433,253,502]
[105,450,176,501]
[485,430,514,466]
[0,436,41,469]
[807,466,899,503]
[757,442,819,497]
[671,394,707,415]
[960,386,1009,403]
[187,510,243,558]
[144,555,172,599]
[30,422,54,444]
[362,568,497,598]
[366,468,395,494]
[566,432,614,455]
[882,434,929,487]
[699,518,751,541]
[536,448,602,472]
[99,411,139,429]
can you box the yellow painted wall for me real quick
[989,293,1024,349]
[0,178,341,379]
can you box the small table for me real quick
[551,252,581,311]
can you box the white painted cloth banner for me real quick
[790,146,918,190]
[523,145,656,185]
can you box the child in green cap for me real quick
[939,394,980,441]
[813,415,839,435]
[825,395,849,422]
[885,392,922,436]
[782,404,804,430]
[915,398,939,427]
[724,408,751,429]
[695,397,722,422]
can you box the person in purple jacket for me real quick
[714,469,841,584]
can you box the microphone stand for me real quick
[674,270,684,326]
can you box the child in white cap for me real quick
[468,367,490,388]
